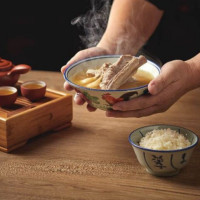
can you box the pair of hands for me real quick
[61,47,192,118]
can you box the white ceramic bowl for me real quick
[128,124,199,176]
[64,55,161,110]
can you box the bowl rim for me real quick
[20,80,47,89]
[128,124,199,153]
[63,54,161,92]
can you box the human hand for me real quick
[106,60,194,118]
[61,46,110,112]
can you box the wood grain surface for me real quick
[0,70,199,200]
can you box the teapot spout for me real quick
[7,64,31,76]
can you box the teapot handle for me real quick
[7,64,31,76]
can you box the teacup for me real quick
[20,80,46,101]
[0,86,18,107]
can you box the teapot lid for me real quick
[0,58,13,72]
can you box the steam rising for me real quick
[71,0,112,48]
[70,0,162,66]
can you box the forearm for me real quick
[97,0,163,55]
[186,53,200,89]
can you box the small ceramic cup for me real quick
[20,80,46,101]
[0,86,18,107]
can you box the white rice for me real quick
[139,128,191,150]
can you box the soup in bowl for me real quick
[64,55,161,111]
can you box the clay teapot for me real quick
[0,58,31,86]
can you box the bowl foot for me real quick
[146,168,180,177]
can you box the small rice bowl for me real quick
[129,125,198,176]
[139,128,191,150]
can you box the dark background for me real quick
[1,0,200,72]
[0,1,94,71]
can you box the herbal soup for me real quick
[71,68,154,89]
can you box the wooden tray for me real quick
[0,87,72,153]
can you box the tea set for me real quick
[0,57,46,107]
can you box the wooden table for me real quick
[0,70,200,200]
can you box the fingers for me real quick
[61,54,82,74]
[73,92,97,112]
[112,94,155,111]
[63,81,74,91]
[148,75,172,95]
[61,47,108,74]
[111,61,183,113]
[61,59,77,74]
[106,105,159,118]
[74,93,86,105]
[111,81,177,115]
[61,47,107,113]
[148,62,180,95]
[61,51,86,74]
[87,104,97,112]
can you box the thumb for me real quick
[61,59,75,74]
[61,63,69,74]
[148,70,175,95]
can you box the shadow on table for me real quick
[10,124,86,155]
[154,145,200,187]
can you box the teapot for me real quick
[0,58,31,86]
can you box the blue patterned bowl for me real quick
[129,124,199,176]
[64,55,160,111]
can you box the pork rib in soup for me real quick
[71,55,154,90]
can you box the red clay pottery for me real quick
[0,58,31,86]
[20,80,46,101]
[0,86,18,107]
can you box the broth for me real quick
[71,69,154,89]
